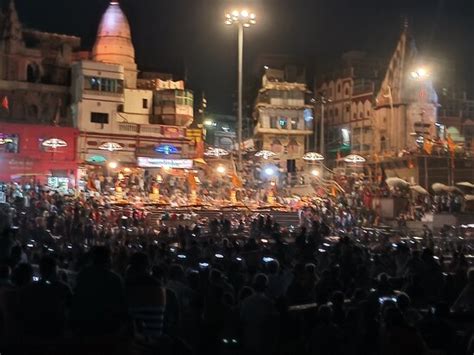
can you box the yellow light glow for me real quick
[241,10,249,17]
[108,161,118,169]
[311,169,319,176]
[216,165,226,174]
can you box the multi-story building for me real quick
[0,0,79,185]
[253,67,314,173]
[317,51,384,156]
[71,1,202,181]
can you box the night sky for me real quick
[11,0,474,114]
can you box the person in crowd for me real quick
[70,246,127,336]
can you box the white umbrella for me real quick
[432,183,463,194]
[99,142,123,152]
[42,138,68,149]
[343,154,366,164]
[204,147,229,157]
[386,177,409,188]
[456,182,474,189]
[302,152,325,161]
[255,150,276,160]
[410,185,429,195]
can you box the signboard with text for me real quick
[137,157,193,169]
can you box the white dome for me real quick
[92,2,136,68]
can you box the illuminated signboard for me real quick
[154,144,179,155]
[137,157,193,169]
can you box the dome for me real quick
[92,1,136,68]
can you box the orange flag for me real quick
[231,173,243,188]
[1,96,9,111]
[187,173,197,190]
[423,139,433,155]
[447,134,456,153]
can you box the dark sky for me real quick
[12,0,474,114]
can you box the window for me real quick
[90,112,109,124]
[142,98,148,109]
[345,87,349,96]
[337,84,341,93]
[278,117,288,129]
[84,77,124,93]
[291,118,298,130]
[270,116,278,129]
[359,112,363,118]
[0,134,19,153]
[335,108,339,117]
[345,106,350,113]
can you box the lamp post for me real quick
[225,9,256,170]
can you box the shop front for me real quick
[0,123,78,189]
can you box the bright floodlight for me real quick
[108,161,118,169]
[216,165,226,174]
[204,119,214,127]
[410,67,429,80]
[264,167,274,176]
[42,138,68,149]
[311,169,320,176]
[302,152,325,162]
[255,150,276,160]
[204,147,229,157]
[99,142,123,152]
[225,9,257,26]
[343,154,366,164]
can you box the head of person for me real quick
[396,292,411,312]
[253,273,268,293]
[267,259,280,275]
[0,264,11,281]
[128,252,149,275]
[90,246,111,268]
[239,286,254,302]
[468,269,474,283]
[39,255,58,281]
[383,306,407,329]
[12,263,33,287]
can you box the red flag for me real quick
[1,96,9,111]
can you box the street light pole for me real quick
[225,9,256,171]
[237,23,243,170]
[320,100,325,157]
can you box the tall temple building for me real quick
[71,1,202,181]
[373,27,439,154]
[253,66,314,175]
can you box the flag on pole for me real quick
[447,134,456,153]
[423,138,433,155]
[1,96,9,111]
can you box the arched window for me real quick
[28,105,38,118]
[26,63,40,83]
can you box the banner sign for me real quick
[137,157,193,169]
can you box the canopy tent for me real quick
[432,183,463,194]
[410,185,429,195]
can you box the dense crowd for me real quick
[0,184,473,355]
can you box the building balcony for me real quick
[254,126,313,136]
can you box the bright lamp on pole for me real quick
[410,67,429,80]
[224,8,257,171]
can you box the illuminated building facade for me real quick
[71,1,202,179]
[253,67,314,175]
[0,0,79,184]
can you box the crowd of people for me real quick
[0,182,473,355]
